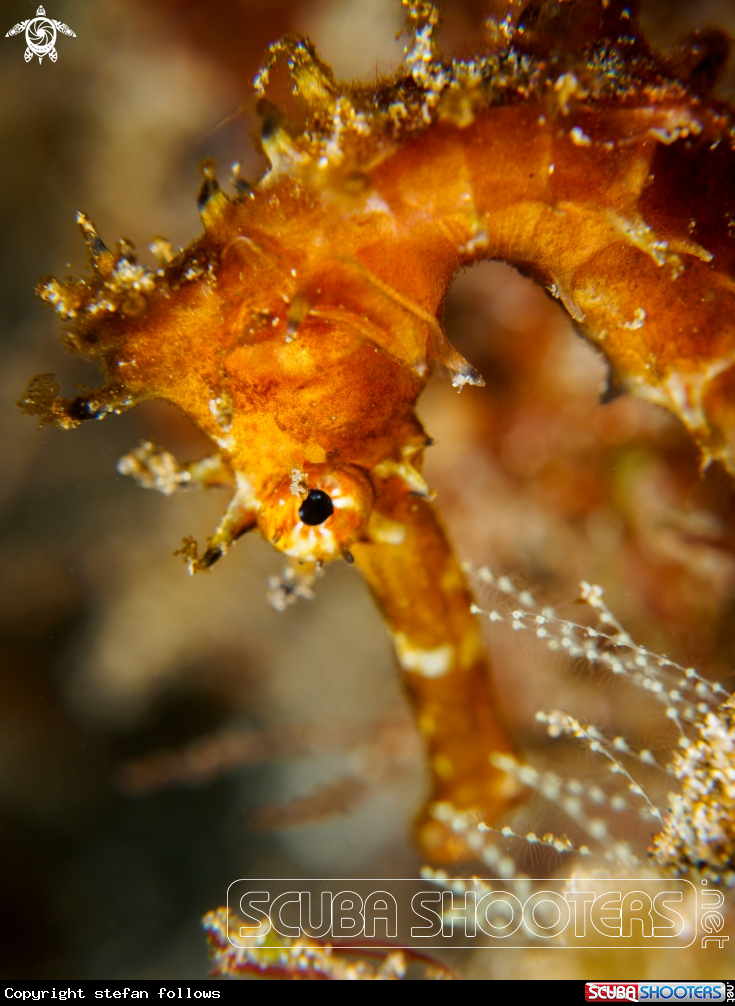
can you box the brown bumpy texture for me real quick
[19,0,735,862]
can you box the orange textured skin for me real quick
[20,0,735,860]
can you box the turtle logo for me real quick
[5,5,76,64]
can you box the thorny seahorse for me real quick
[19,0,735,863]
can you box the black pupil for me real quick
[298,489,334,526]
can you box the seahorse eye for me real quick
[298,489,334,526]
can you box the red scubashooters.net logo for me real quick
[585,984,727,1002]
[586,988,639,1002]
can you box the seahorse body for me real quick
[20,0,735,861]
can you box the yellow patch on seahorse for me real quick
[391,631,455,678]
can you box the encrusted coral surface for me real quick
[653,696,735,884]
